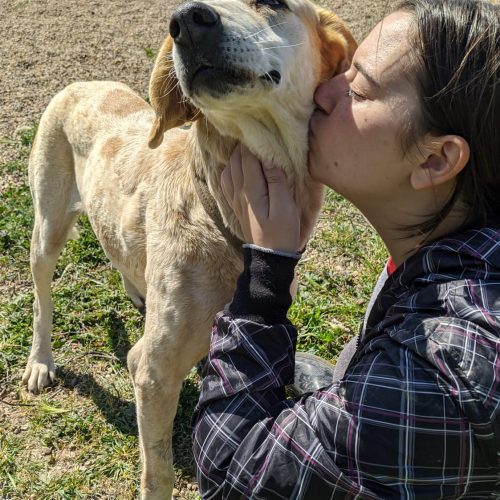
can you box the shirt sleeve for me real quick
[192,248,483,499]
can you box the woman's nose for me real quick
[314,74,345,114]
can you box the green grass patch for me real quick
[0,124,386,497]
[291,191,387,360]
[143,47,156,60]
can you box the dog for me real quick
[22,0,356,497]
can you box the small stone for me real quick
[172,488,180,497]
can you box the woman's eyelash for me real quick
[347,88,364,101]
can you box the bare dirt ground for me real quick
[0,0,393,164]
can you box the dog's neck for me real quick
[187,105,324,249]
[186,120,241,241]
[197,92,314,174]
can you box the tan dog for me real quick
[23,0,356,497]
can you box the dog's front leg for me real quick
[128,295,208,500]
[134,371,179,498]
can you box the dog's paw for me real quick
[22,358,56,393]
[140,470,174,500]
[140,488,173,500]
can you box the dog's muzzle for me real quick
[170,2,276,98]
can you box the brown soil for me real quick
[0,0,393,164]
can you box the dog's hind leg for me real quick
[22,124,81,393]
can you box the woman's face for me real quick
[308,11,420,210]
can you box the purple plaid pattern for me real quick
[193,228,500,499]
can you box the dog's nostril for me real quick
[170,3,221,45]
[169,18,181,39]
[191,5,219,27]
[268,70,281,84]
[260,70,281,85]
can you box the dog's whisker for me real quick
[244,20,290,39]
[159,89,178,100]
[159,82,180,99]
[253,39,285,45]
[191,109,203,121]
[261,41,306,50]
[153,70,175,83]
[160,71,180,92]
[159,78,175,93]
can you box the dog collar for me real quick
[191,166,245,255]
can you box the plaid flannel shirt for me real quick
[193,228,500,499]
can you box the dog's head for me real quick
[148,0,356,168]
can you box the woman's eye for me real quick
[347,88,365,101]
[256,0,286,8]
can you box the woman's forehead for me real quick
[355,12,413,85]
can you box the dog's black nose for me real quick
[169,2,221,46]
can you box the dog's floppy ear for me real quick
[148,36,198,149]
[316,8,357,82]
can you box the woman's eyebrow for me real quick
[353,61,380,88]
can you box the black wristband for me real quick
[225,247,299,324]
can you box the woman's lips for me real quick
[309,108,324,138]
[311,107,327,122]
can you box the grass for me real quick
[143,47,156,60]
[0,125,387,498]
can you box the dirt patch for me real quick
[0,0,393,164]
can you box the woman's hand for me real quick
[221,144,300,253]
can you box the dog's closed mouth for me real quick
[187,65,282,97]
[193,64,215,79]
[188,63,255,97]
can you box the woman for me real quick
[193,0,500,497]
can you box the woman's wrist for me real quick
[225,246,300,324]
[242,243,302,260]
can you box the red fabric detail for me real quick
[387,257,397,276]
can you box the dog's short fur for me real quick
[23,0,355,497]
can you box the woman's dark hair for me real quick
[397,0,499,235]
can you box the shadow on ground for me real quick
[57,362,200,474]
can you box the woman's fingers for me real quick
[261,160,296,221]
[222,144,300,252]
[222,144,244,209]
[240,145,269,207]
[229,143,244,194]
[221,165,234,203]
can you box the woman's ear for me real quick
[148,36,198,149]
[316,7,357,82]
[410,135,470,190]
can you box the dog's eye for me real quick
[255,0,286,9]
